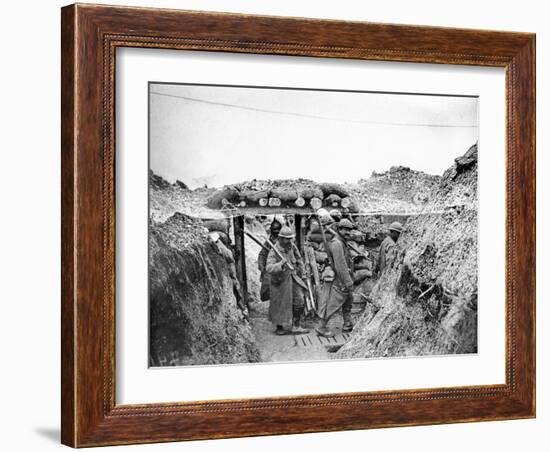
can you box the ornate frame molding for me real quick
[61,4,535,447]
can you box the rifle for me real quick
[347,240,366,257]
[302,245,318,313]
[346,240,375,270]
[305,278,316,313]
[305,245,320,287]
[244,229,294,271]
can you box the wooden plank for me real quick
[232,215,248,306]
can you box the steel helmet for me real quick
[329,209,343,221]
[337,218,354,230]
[278,226,296,239]
[316,208,333,225]
[389,221,403,233]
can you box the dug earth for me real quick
[149,213,260,366]
[338,144,478,358]
[149,144,478,365]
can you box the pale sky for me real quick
[149,83,478,189]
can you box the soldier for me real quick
[258,219,282,301]
[265,226,310,335]
[377,221,402,275]
[316,219,355,337]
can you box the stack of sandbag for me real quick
[206,186,239,209]
[205,178,361,211]
[238,189,269,204]
[300,186,324,200]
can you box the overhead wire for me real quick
[150,90,478,129]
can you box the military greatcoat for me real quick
[316,232,354,319]
[265,242,306,326]
[377,235,396,274]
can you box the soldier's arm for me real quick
[385,241,396,263]
[331,241,354,289]
[265,248,285,274]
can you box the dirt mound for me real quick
[337,144,478,359]
[432,143,478,211]
[149,171,219,221]
[150,170,172,190]
[149,212,260,366]
[347,166,441,213]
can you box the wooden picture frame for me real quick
[61,3,535,447]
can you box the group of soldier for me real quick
[258,211,403,338]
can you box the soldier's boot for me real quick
[275,325,286,336]
[315,318,335,338]
[342,311,354,333]
[292,307,310,334]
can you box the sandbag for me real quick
[345,201,360,213]
[353,257,372,271]
[353,269,372,284]
[206,186,239,209]
[299,186,324,200]
[319,182,349,198]
[239,189,269,203]
[271,187,299,202]
[324,193,342,206]
[349,230,365,242]
[321,266,335,283]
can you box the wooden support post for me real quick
[232,215,248,307]
[295,214,303,255]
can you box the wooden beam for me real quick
[232,216,248,307]
[295,214,303,255]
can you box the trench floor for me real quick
[248,300,355,363]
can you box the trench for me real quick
[241,214,366,363]
[150,144,478,366]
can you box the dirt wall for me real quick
[337,144,478,359]
[149,212,260,366]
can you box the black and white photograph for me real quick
[148,82,479,367]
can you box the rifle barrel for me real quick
[243,229,270,251]
[347,241,369,260]
[244,230,294,271]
